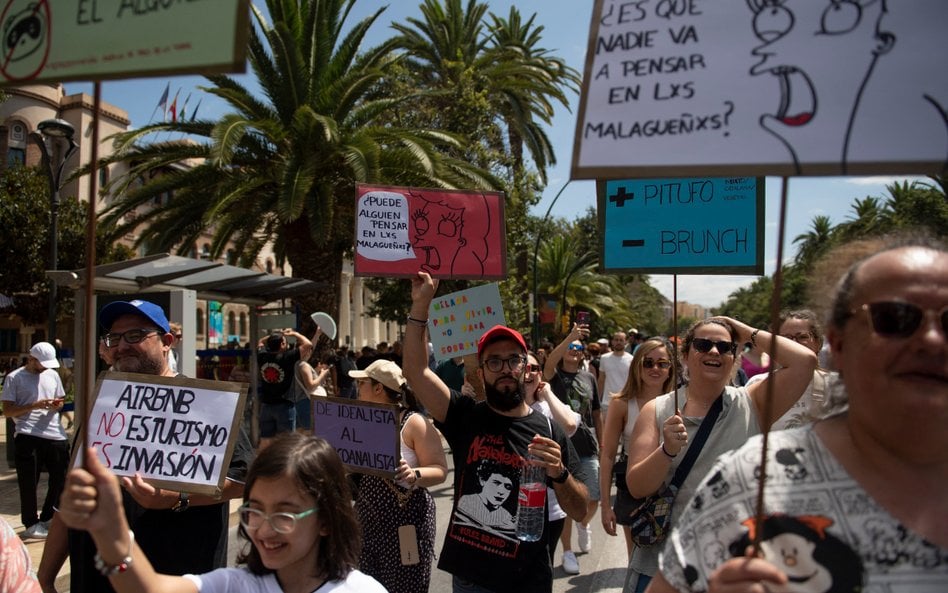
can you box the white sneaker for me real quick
[23,522,48,540]
[577,523,592,552]
[562,550,580,575]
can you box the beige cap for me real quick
[349,359,405,392]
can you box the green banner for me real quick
[1,0,249,85]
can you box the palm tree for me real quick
[96,0,493,318]
[536,235,632,336]
[391,0,579,183]
[792,214,834,268]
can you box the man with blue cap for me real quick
[38,298,253,593]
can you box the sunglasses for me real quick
[567,343,585,351]
[525,364,541,373]
[855,302,948,338]
[642,358,672,370]
[691,338,737,355]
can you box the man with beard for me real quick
[37,299,253,593]
[403,272,588,593]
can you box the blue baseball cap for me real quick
[99,300,171,334]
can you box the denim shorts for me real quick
[258,400,295,437]
[576,455,601,501]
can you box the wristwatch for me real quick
[551,466,570,484]
[171,492,190,513]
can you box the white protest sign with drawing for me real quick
[427,283,506,362]
[79,372,248,497]
[572,0,948,178]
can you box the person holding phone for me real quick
[544,322,602,575]
[1,342,69,541]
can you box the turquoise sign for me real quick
[598,177,764,274]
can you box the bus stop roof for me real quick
[47,253,321,305]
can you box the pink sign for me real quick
[353,184,507,279]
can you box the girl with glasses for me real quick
[599,338,675,558]
[58,433,386,592]
[623,316,817,593]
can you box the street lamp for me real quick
[32,118,78,345]
[531,180,571,347]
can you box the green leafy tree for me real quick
[0,166,132,325]
[93,0,493,321]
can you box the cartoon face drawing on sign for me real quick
[746,0,948,173]
[409,190,491,278]
[746,0,890,171]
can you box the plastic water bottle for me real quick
[515,458,546,542]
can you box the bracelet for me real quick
[94,530,134,577]
[750,328,761,346]
[661,442,678,459]
[406,315,428,327]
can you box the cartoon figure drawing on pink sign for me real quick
[408,189,492,278]
[746,0,948,174]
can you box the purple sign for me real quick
[312,398,399,478]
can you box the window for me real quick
[6,121,27,167]
[196,308,205,335]
[201,244,211,260]
[265,259,273,274]
[6,148,25,167]
[226,249,237,265]
[239,312,247,337]
[228,311,236,336]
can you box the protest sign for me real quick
[79,372,247,497]
[0,0,249,85]
[353,184,507,279]
[428,283,506,362]
[598,176,763,274]
[312,397,400,479]
[572,0,947,177]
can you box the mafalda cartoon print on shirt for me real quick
[745,0,948,174]
[725,514,864,593]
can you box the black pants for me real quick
[14,433,69,527]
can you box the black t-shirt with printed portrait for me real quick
[435,390,583,593]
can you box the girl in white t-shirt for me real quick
[59,433,386,593]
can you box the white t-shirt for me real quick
[660,426,948,592]
[1,367,67,440]
[598,351,632,416]
[184,568,387,592]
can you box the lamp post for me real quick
[32,118,78,345]
[531,180,571,348]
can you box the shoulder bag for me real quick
[626,393,724,546]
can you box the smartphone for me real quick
[576,311,590,325]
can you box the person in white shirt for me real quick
[598,331,633,422]
[1,342,68,540]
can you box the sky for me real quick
[63,1,927,309]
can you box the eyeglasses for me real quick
[525,364,541,373]
[238,504,318,534]
[855,302,948,338]
[780,331,814,343]
[567,344,585,351]
[642,358,672,370]
[102,328,161,348]
[481,356,527,373]
[691,338,737,355]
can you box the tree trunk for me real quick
[283,216,344,333]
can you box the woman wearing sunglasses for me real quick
[623,316,817,593]
[651,236,947,593]
[58,433,386,592]
[599,338,676,559]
